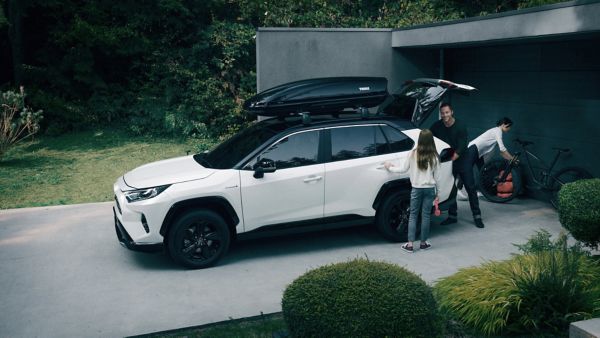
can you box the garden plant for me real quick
[558,178,600,249]
[434,230,600,336]
[282,258,443,338]
[0,87,43,159]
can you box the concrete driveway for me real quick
[0,198,563,337]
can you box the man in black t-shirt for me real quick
[431,103,484,228]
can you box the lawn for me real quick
[142,312,287,338]
[0,129,215,209]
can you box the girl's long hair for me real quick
[416,129,439,171]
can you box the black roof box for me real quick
[244,77,388,116]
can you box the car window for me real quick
[380,125,414,153]
[201,121,286,169]
[330,125,384,162]
[251,130,320,170]
[375,125,390,155]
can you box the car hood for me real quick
[123,155,215,189]
[378,78,477,127]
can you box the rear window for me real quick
[380,125,414,152]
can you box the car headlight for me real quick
[124,185,170,203]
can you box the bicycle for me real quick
[478,138,593,208]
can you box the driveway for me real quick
[0,198,562,337]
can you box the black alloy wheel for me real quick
[376,191,418,242]
[167,210,230,269]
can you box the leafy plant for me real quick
[434,231,600,336]
[1,87,43,159]
[558,178,600,249]
[282,258,443,338]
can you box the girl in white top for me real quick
[384,129,440,253]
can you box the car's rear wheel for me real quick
[167,210,230,269]
[376,191,419,242]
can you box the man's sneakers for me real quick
[440,217,457,226]
[474,218,485,228]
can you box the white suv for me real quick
[113,77,475,268]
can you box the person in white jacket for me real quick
[384,129,441,253]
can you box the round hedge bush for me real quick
[558,178,600,249]
[281,258,442,338]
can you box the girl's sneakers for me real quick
[420,241,432,250]
[402,241,431,253]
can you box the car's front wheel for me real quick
[376,191,415,242]
[167,210,230,269]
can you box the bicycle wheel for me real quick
[478,159,522,203]
[549,167,593,209]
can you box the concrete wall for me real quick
[256,28,432,93]
[392,0,600,48]
[431,37,600,179]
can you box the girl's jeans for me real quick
[408,187,436,242]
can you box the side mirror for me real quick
[253,158,276,178]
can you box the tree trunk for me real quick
[7,0,24,85]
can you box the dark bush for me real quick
[558,178,600,249]
[281,258,443,338]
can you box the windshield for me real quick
[196,120,292,169]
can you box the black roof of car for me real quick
[254,113,416,133]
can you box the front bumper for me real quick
[113,207,162,252]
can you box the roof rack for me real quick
[244,77,389,117]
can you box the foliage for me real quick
[282,258,443,338]
[1,0,571,136]
[558,178,600,249]
[434,230,600,336]
[513,228,576,254]
[0,87,43,159]
[0,2,7,28]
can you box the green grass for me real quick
[146,313,287,338]
[0,129,216,209]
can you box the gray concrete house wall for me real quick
[256,28,435,93]
[441,38,600,182]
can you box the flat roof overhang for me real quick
[392,0,600,48]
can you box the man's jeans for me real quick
[408,187,436,242]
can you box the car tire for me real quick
[376,191,418,242]
[167,210,230,269]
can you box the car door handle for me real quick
[303,175,323,183]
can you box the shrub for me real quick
[1,87,43,159]
[281,258,443,338]
[558,178,600,249]
[434,231,600,336]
